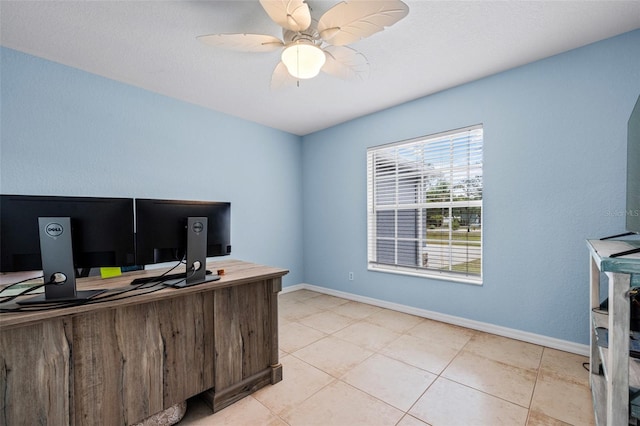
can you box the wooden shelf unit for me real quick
[588,239,640,426]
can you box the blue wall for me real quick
[2,30,640,345]
[301,30,640,344]
[0,47,304,286]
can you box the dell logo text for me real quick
[192,221,204,234]
[45,223,64,238]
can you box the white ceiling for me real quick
[1,1,640,136]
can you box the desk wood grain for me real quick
[0,260,287,425]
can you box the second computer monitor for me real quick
[135,198,231,266]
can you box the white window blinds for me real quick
[366,125,483,284]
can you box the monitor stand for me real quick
[17,290,105,305]
[164,217,221,288]
[165,274,221,288]
[17,217,105,305]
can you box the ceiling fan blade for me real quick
[259,0,311,32]
[197,33,283,52]
[318,0,409,46]
[322,45,369,80]
[271,61,299,90]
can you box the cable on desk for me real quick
[0,275,45,295]
[130,259,187,285]
[0,275,52,304]
[0,260,198,312]
[84,282,167,304]
[0,282,168,313]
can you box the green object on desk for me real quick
[100,267,122,279]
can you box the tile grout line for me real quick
[276,291,592,426]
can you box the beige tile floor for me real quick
[179,289,595,426]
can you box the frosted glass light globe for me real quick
[281,43,326,79]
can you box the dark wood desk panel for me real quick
[0,260,287,425]
[207,279,279,411]
[0,318,71,425]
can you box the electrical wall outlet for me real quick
[349,272,354,281]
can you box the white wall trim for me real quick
[282,283,589,356]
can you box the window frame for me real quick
[366,125,483,285]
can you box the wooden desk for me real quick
[0,259,287,425]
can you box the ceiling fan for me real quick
[197,0,409,88]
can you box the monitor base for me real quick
[164,274,221,288]
[16,289,106,305]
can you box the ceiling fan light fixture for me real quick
[281,42,326,79]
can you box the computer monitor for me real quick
[134,198,231,287]
[0,195,136,304]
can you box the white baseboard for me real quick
[282,283,589,356]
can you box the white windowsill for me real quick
[368,264,483,286]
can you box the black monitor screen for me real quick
[0,195,136,272]
[135,198,231,265]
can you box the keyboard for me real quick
[131,270,212,285]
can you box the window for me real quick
[367,125,483,284]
